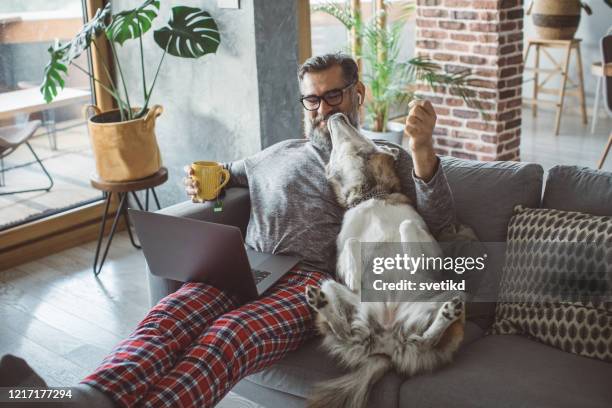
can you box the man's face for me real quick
[300,65,362,153]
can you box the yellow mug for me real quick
[191,161,230,201]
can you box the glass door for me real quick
[0,0,102,231]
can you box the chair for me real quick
[0,120,54,195]
[590,26,612,134]
[597,34,612,170]
[523,38,587,136]
[17,81,58,150]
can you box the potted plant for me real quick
[40,0,220,182]
[313,1,475,145]
[526,0,612,40]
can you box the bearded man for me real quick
[74,53,456,407]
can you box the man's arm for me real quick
[396,149,456,237]
[401,99,456,236]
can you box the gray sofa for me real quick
[147,157,612,408]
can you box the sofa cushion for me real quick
[491,206,612,362]
[398,335,612,408]
[440,157,544,328]
[440,157,544,242]
[240,321,484,406]
[543,166,612,216]
[232,380,308,408]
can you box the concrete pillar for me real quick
[112,0,302,205]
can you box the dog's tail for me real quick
[307,355,392,408]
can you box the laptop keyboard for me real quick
[252,269,271,284]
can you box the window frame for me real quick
[0,0,121,271]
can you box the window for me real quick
[0,0,101,231]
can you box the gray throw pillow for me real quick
[490,206,612,362]
[543,165,612,216]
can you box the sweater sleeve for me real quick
[223,159,249,188]
[222,140,301,189]
[390,144,456,238]
[410,157,456,237]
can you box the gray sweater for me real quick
[225,139,455,275]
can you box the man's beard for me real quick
[304,101,360,155]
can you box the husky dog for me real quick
[305,113,465,408]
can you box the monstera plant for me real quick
[41,0,220,121]
[39,0,221,182]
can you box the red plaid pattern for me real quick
[82,268,325,408]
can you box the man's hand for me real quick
[183,165,202,203]
[404,100,438,182]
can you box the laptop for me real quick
[128,209,300,303]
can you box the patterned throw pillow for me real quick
[490,205,612,362]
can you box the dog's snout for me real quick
[326,113,349,147]
[327,113,348,129]
[327,113,350,136]
[329,112,347,122]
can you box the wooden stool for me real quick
[524,38,587,136]
[90,167,168,276]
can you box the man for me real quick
[185,53,453,275]
[1,53,455,407]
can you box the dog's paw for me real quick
[441,296,464,321]
[305,285,328,310]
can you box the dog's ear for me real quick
[378,145,400,160]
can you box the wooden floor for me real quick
[0,120,102,230]
[0,232,261,407]
[521,109,612,172]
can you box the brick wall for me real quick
[415,0,524,161]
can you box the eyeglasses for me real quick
[300,81,356,111]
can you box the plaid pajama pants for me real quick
[81,268,326,408]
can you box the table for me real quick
[0,16,22,25]
[0,87,91,120]
[0,87,91,149]
[523,38,587,136]
[90,167,168,276]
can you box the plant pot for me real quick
[361,121,405,146]
[85,105,163,182]
[530,0,582,40]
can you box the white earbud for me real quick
[358,94,362,105]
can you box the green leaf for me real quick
[64,2,110,64]
[40,44,68,103]
[40,3,109,103]
[312,3,356,30]
[106,0,160,46]
[356,5,480,127]
[153,7,220,58]
[399,1,416,20]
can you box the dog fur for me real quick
[304,113,465,408]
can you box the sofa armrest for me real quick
[147,187,251,306]
[157,187,251,235]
